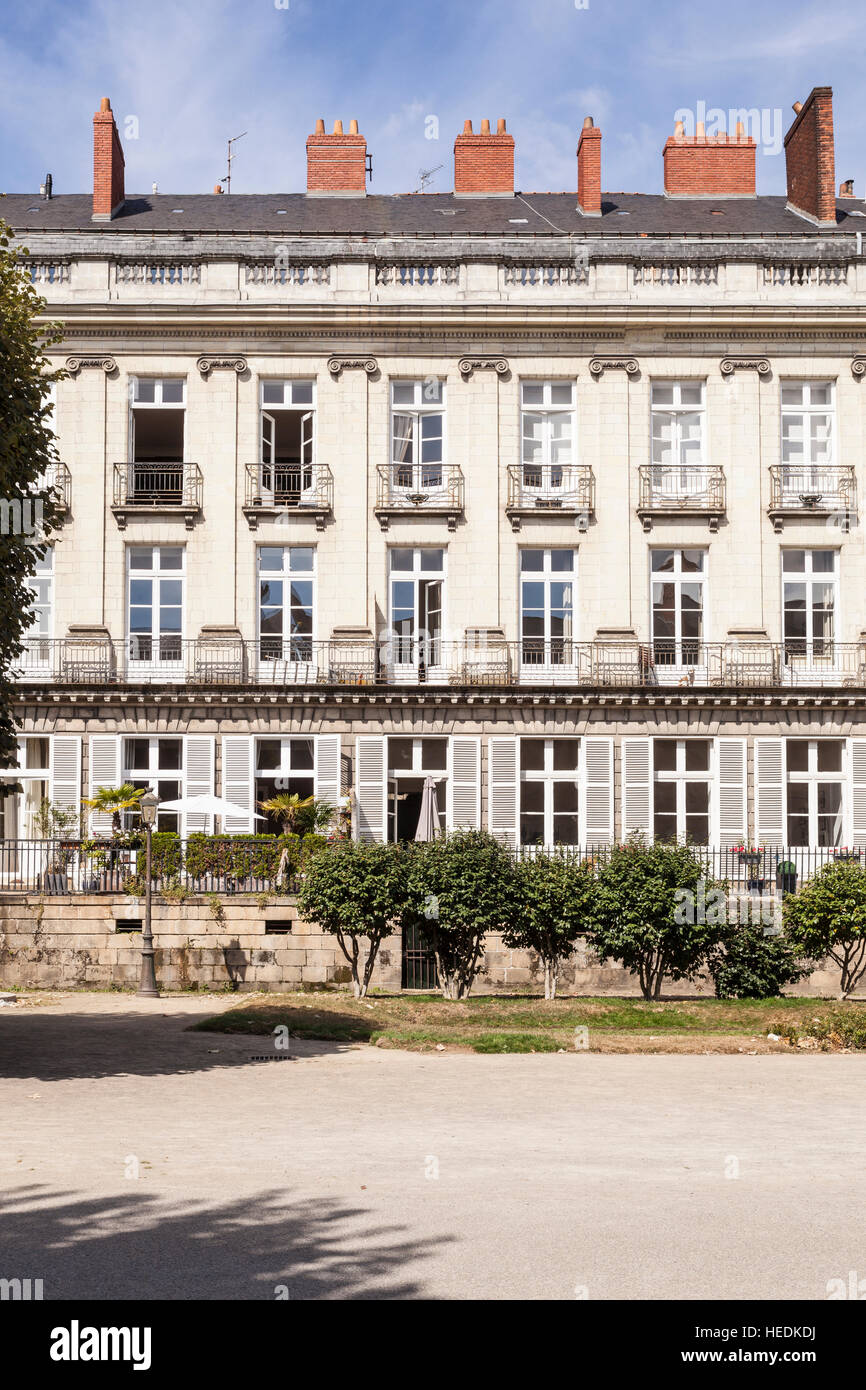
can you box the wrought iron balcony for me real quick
[14,636,866,692]
[637,464,726,531]
[243,463,333,530]
[375,464,464,531]
[42,461,71,515]
[112,462,203,529]
[768,465,856,532]
[505,464,595,531]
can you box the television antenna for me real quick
[224,131,247,194]
[415,163,443,193]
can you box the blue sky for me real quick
[1,0,865,198]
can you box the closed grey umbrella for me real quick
[414,776,441,841]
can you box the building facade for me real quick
[5,88,866,860]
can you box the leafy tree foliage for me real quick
[587,837,729,1000]
[297,839,411,997]
[709,921,813,999]
[407,830,518,1000]
[783,860,866,999]
[81,783,144,834]
[503,852,596,999]
[0,219,63,766]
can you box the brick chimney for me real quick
[663,120,756,197]
[454,119,514,196]
[306,119,367,196]
[577,116,602,216]
[92,97,125,221]
[784,88,836,226]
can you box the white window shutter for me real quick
[582,737,614,845]
[622,737,652,839]
[315,734,342,810]
[49,736,81,826]
[88,735,122,835]
[184,736,214,835]
[488,736,518,846]
[355,735,387,842]
[716,738,747,850]
[448,737,481,830]
[755,738,785,845]
[849,739,866,850]
[222,736,253,833]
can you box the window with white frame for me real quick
[520,381,575,494]
[123,737,183,832]
[785,739,844,847]
[130,378,185,462]
[520,549,575,667]
[650,382,706,497]
[127,547,184,664]
[259,380,315,502]
[782,550,837,658]
[653,739,712,845]
[24,548,54,654]
[387,736,448,842]
[651,549,705,666]
[258,547,314,661]
[390,380,445,492]
[389,548,445,667]
[254,737,315,834]
[519,738,580,846]
[780,382,834,493]
[0,736,50,839]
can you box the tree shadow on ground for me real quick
[1,1185,450,1300]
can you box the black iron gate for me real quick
[401,918,438,990]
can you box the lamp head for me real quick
[140,789,159,827]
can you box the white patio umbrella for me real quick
[157,793,267,829]
[414,776,442,842]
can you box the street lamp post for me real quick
[137,789,160,998]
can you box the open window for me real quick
[259,381,315,504]
[129,378,186,502]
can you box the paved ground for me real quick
[1,991,864,1300]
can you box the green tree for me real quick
[296,839,410,998]
[0,218,63,768]
[81,783,144,835]
[258,792,334,836]
[588,837,729,1000]
[709,920,813,999]
[503,852,597,999]
[783,860,866,999]
[407,830,518,1000]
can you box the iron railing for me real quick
[13,637,866,689]
[375,463,464,515]
[638,464,726,514]
[42,461,71,512]
[506,464,595,517]
[768,465,856,515]
[511,844,858,893]
[112,462,203,509]
[244,462,333,514]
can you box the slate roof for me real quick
[1,191,861,239]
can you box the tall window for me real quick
[389,548,444,668]
[128,378,186,503]
[519,738,579,846]
[24,548,54,658]
[782,550,837,658]
[651,549,705,667]
[123,738,183,832]
[653,739,711,845]
[0,737,50,839]
[258,547,314,661]
[520,549,575,667]
[387,737,448,842]
[254,737,315,834]
[259,380,315,503]
[127,547,184,665]
[785,740,844,847]
[650,382,705,496]
[520,381,575,495]
[780,382,834,493]
[390,381,444,492]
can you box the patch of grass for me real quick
[770,1008,866,1051]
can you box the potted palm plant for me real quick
[80,784,145,888]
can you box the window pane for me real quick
[520,551,544,572]
[651,384,674,405]
[157,739,182,770]
[550,550,574,572]
[685,741,710,772]
[129,549,153,570]
[421,550,444,571]
[521,382,544,406]
[421,739,448,771]
[654,782,676,813]
[261,382,284,405]
[520,782,544,813]
[783,550,805,573]
[520,740,545,772]
[259,548,283,572]
[290,738,315,771]
[552,782,578,813]
[681,550,705,573]
[552,740,579,771]
[786,741,809,772]
[812,551,836,573]
[654,740,677,772]
[161,380,184,403]
[289,548,315,572]
[685,782,709,813]
[549,382,573,405]
[388,738,413,772]
[390,550,414,571]
[817,742,843,773]
[651,550,674,573]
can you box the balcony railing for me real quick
[14,637,866,690]
[42,461,71,513]
[637,464,726,531]
[243,463,333,529]
[768,465,856,531]
[112,463,203,529]
[506,464,594,530]
[375,464,464,530]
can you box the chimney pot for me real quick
[214,183,223,194]
[497,118,506,134]
[792,101,803,114]
[673,120,685,138]
[481,119,491,134]
[314,118,325,134]
[695,121,705,138]
[333,119,343,134]
[349,119,359,134]
[100,97,111,112]
[840,178,855,197]
[736,120,745,137]
[463,119,473,133]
